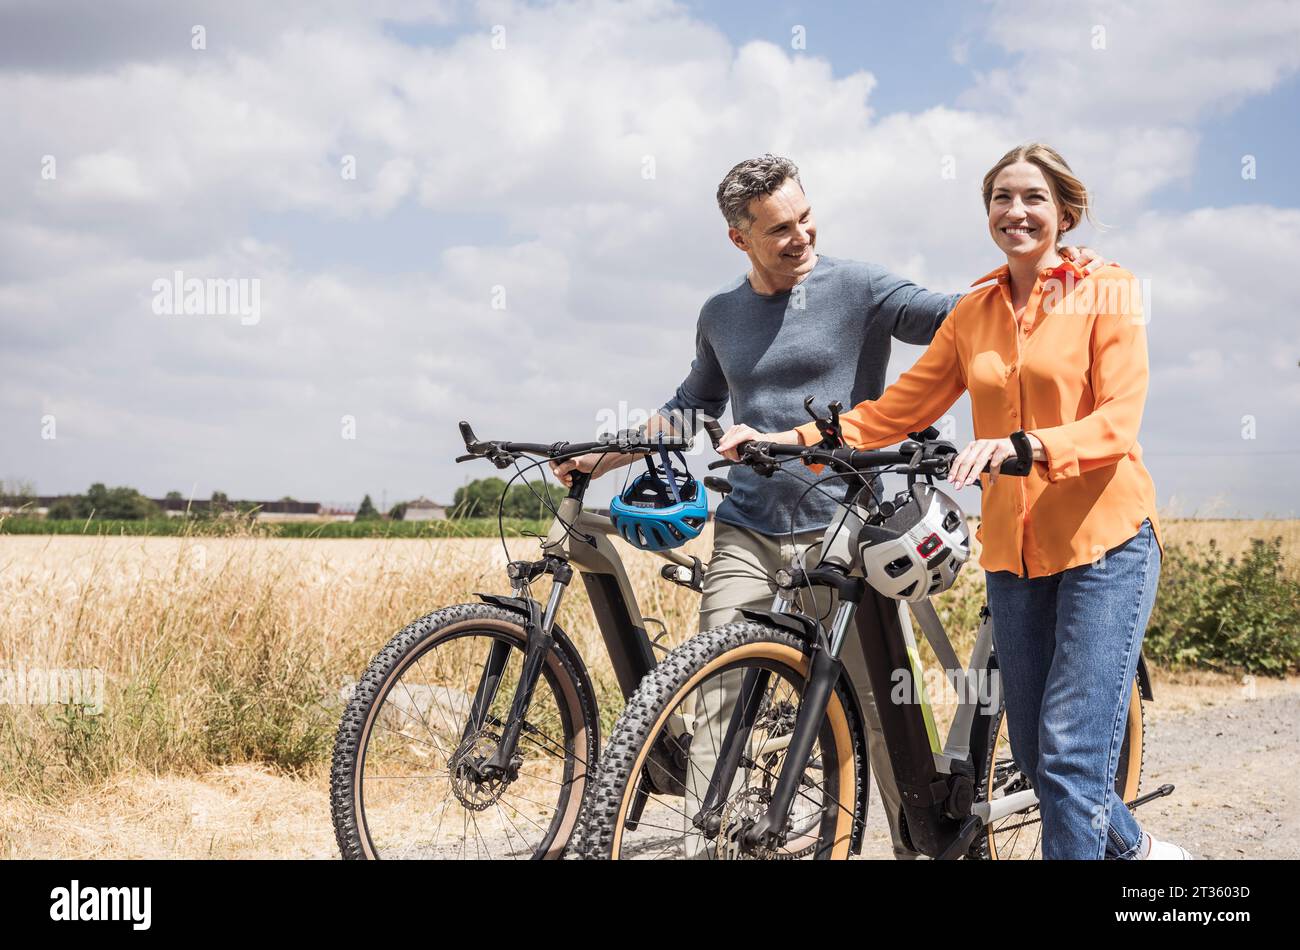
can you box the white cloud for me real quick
[0,0,1296,515]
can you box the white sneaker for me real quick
[1142,833,1194,860]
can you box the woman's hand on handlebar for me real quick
[715,424,802,462]
[949,434,1044,488]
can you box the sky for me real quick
[1,0,1298,517]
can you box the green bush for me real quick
[1145,537,1300,676]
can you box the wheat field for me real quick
[0,518,1294,856]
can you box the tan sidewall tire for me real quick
[608,641,857,860]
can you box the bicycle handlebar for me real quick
[709,432,1033,479]
[456,419,698,469]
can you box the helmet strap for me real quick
[656,436,684,506]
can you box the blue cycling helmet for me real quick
[609,440,708,551]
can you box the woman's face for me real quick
[987,161,1068,262]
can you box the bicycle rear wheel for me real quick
[971,676,1144,860]
[576,621,863,860]
[331,603,599,859]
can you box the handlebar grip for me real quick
[702,419,725,449]
[458,420,477,449]
[984,431,1034,477]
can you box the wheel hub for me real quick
[449,729,518,810]
[716,787,776,859]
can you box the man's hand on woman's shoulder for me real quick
[1058,244,1112,275]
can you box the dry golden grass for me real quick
[0,526,705,798]
[0,518,1295,857]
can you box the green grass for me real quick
[0,517,550,539]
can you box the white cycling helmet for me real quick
[857,484,970,602]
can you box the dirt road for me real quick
[3,673,1295,859]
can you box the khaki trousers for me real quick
[687,520,918,859]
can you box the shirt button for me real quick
[1010,410,1018,419]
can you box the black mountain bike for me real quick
[575,410,1172,859]
[330,422,718,859]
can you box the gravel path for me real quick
[1137,691,1299,859]
[849,687,1300,859]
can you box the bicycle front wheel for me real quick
[972,675,1144,860]
[331,603,599,859]
[576,621,863,860]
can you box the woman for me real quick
[718,143,1191,859]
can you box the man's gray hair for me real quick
[716,154,802,230]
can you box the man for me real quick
[553,153,1096,858]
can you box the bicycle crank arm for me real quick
[935,815,985,860]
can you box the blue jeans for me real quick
[985,521,1160,860]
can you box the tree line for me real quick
[2,480,562,521]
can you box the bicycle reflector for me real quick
[857,485,970,601]
[609,440,708,551]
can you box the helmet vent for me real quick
[885,556,912,578]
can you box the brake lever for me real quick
[742,441,780,478]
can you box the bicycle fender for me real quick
[737,607,821,643]
[1136,652,1153,702]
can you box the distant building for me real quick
[402,497,447,521]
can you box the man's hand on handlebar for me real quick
[548,412,691,487]
[550,452,621,488]
[715,424,802,461]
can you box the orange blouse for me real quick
[796,260,1162,578]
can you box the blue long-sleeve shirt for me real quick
[660,255,961,536]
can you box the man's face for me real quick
[729,177,817,278]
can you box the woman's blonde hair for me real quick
[981,143,1093,236]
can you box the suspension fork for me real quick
[463,638,513,742]
[691,666,774,833]
[741,597,860,853]
[482,560,572,775]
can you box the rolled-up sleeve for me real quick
[1028,299,1149,482]
[659,319,729,437]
